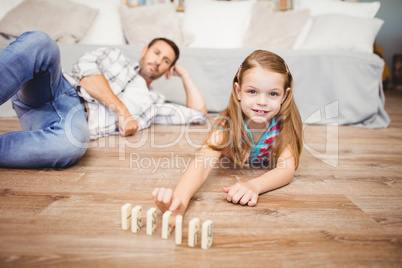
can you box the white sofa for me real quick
[0,0,390,127]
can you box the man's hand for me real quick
[79,74,140,137]
[117,112,139,137]
[165,63,188,80]
[164,63,208,115]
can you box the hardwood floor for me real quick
[0,91,401,267]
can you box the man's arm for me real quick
[166,64,208,115]
[71,47,138,137]
[79,74,138,137]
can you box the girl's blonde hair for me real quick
[207,50,303,169]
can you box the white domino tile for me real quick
[122,203,212,250]
[131,205,142,233]
[175,215,183,245]
[188,218,200,247]
[146,207,157,235]
[162,211,172,239]
[121,203,132,230]
[201,220,213,249]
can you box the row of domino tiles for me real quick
[121,203,213,249]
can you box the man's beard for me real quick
[139,60,163,81]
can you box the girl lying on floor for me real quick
[152,50,303,225]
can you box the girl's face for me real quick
[235,67,289,129]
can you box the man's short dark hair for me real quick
[147,38,180,67]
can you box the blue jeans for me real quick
[0,31,90,168]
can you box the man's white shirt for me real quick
[63,47,206,140]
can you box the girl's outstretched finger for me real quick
[169,197,181,212]
[152,188,159,201]
[157,187,166,202]
[163,188,173,205]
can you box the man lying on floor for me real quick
[0,31,207,168]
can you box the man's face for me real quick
[139,40,176,82]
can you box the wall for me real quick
[360,0,402,82]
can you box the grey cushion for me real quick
[0,0,98,43]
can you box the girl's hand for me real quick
[223,182,259,207]
[152,187,185,228]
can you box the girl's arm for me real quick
[152,130,224,225]
[223,147,296,206]
[153,146,223,220]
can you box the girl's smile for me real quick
[252,109,269,116]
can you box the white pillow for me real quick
[71,0,126,45]
[243,4,310,49]
[0,0,98,43]
[0,0,25,20]
[298,14,384,53]
[293,0,340,10]
[0,0,25,41]
[293,0,381,49]
[119,4,193,47]
[296,0,381,17]
[182,0,256,49]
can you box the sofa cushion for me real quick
[0,0,98,43]
[243,3,310,49]
[119,3,193,47]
